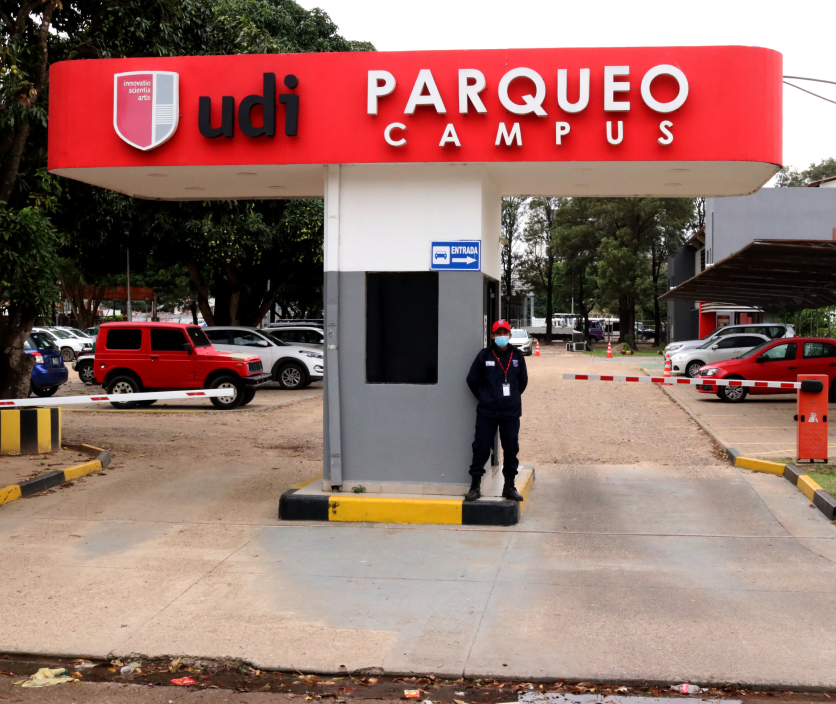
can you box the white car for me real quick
[54,326,93,340]
[665,323,794,357]
[670,333,769,378]
[265,325,324,350]
[509,328,532,355]
[203,326,323,390]
[33,327,93,362]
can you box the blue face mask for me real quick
[494,336,510,348]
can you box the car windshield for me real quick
[698,337,718,349]
[27,333,58,351]
[49,329,72,339]
[264,332,288,346]
[69,328,90,338]
[511,330,527,338]
[185,326,211,348]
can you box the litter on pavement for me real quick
[171,676,199,686]
[15,668,77,688]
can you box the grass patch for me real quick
[807,467,836,496]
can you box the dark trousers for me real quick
[469,413,520,480]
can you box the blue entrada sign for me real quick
[430,241,481,271]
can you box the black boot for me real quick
[502,478,523,502]
[465,475,481,502]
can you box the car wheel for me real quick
[239,387,257,406]
[209,375,244,409]
[277,362,307,390]
[718,381,748,403]
[107,375,141,408]
[830,379,836,403]
[31,385,58,397]
[77,360,95,384]
[61,347,75,362]
[135,400,156,407]
[685,360,705,378]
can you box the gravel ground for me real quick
[520,345,728,475]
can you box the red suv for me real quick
[694,337,836,403]
[93,322,271,409]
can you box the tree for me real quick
[0,0,371,395]
[553,199,600,343]
[520,198,563,343]
[775,158,836,187]
[0,203,60,397]
[500,197,527,320]
[590,198,694,349]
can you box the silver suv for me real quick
[666,323,795,356]
[265,325,324,351]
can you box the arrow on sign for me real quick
[452,256,476,264]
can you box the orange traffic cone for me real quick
[606,340,612,359]
[535,340,541,357]
[663,352,672,385]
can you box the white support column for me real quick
[324,164,343,489]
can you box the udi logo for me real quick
[114,71,179,150]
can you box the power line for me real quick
[783,80,836,106]
[783,75,836,87]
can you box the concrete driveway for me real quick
[1,351,835,686]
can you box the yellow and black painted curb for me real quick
[0,407,61,456]
[279,469,535,526]
[731,450,836,520]
[0,443,111,508]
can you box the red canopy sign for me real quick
[48,46,782,198]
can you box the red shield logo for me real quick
[113,71,179,150]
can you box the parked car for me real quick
[693,337,836,403]
[73,350,95,384]
[670,333,769,378]
[54,326,93,340]
[665,323,794,356]
[509,328,532,356]
[264,325,324,350]
[204,326,323,389]
[33,326,92,362]
[93,322,271,409]
[25,332,68,397]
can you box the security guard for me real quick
[465,319,528,502]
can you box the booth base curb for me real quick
[279,467,535,526]
[0,443,111,508]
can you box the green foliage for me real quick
[775,158,836,187]
[0,203,60,317]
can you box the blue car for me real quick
[25,332,68,397]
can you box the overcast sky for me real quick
[299,0,835,178]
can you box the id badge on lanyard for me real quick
[493,349,513,397]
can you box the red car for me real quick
[694,337,836,403]
[93,322,271,409]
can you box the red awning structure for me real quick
[660,239,836,312]
[83,285,155,301]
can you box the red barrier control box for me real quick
[797,374,828,463]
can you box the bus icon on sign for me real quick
[432,246,450,264]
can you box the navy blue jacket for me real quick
[466,342,528,418]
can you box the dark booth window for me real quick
[366,272,438,384]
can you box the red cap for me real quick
[492,319,511,333]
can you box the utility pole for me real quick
[123,221,132,322]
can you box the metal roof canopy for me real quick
[660,239,836,312]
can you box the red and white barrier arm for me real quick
[0,389,229,408]
[562,373,802,390]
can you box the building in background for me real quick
[666,187,836,342]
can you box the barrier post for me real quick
[796,374,829,464]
